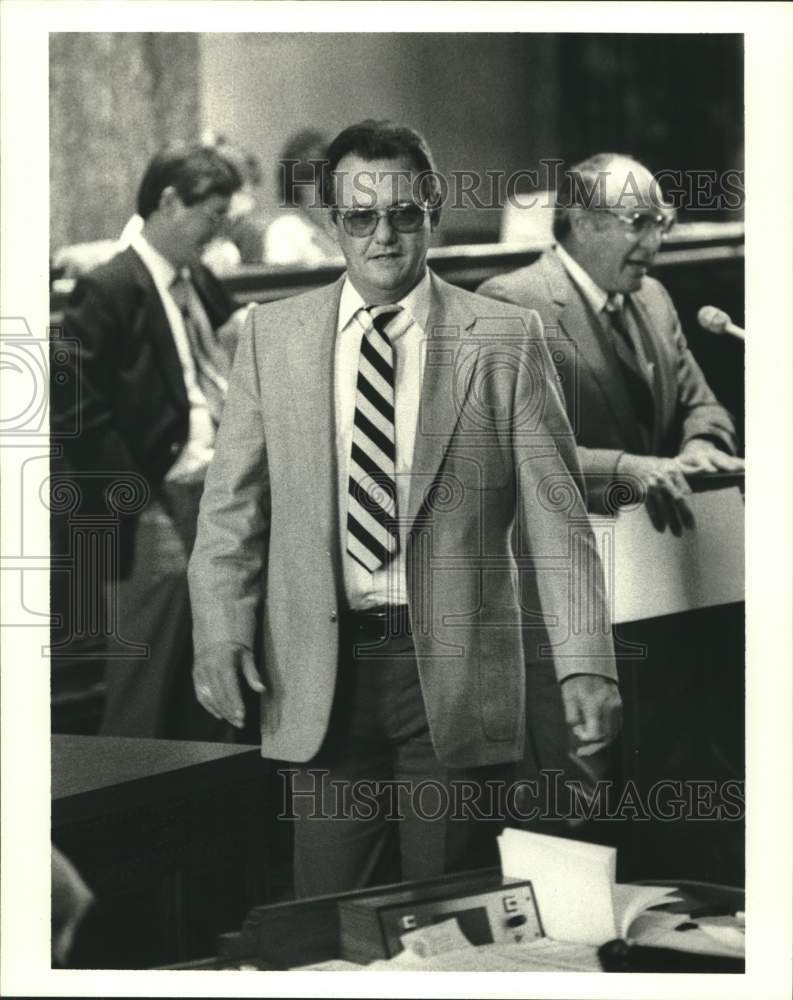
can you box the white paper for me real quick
[366,938,601,972]
[498,828,618,945]
[399,917,473,958]
[634,924,745,958]
[611,883,682,938]
[591,486,744,622]
[292,958,366,971]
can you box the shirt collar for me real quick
[555,243,623,313]
[337,269,432,338]
[129,231,178,290]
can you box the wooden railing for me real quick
[50,221,744,319]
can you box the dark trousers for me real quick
[285,616,511,898]
[101,483,233,741]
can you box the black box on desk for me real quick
[339,877,543,964]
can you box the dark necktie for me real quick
[346,306,401,572]
[170,272,228,427]
[603,295,655,432]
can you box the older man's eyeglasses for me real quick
[338,203,427,237]
[601,209,676,241]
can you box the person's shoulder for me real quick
[65,246,146,315]
[454,281,537,319]
[90,245,140,281]
[476,251,554,303]
[433,274,544,339]
[249,278,342,323]
[635,273,675,314]
[73,245,143,295]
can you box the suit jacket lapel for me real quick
[126,246,190,411]
[541,252,646,454]
[407,274,478,529]
[283,279,344,547]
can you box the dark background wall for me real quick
[49,32,743,250]
[555,35,744,203]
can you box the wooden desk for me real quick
[52,735,275,968]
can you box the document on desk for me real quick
[626,914,745,958]
[498,827,617,945]
[365,937,601,972]
[498,828,681,946]
[399,917,472,958]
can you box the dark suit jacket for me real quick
[52,245,234,576]
[478,249,737,512]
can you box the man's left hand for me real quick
[560,675,623,757]
[678,439,745,475]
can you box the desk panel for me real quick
[52,736,275,968]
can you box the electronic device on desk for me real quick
[338,877,542,964]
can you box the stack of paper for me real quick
[498,828,679,946]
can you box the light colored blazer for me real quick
[478,250,737,511]
[188,272,616,767]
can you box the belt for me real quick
[343,604,412,639]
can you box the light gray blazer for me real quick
[188,272,616,766]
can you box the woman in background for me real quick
[263,128,340,266]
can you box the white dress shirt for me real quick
[335,270,432,610]
[129,233,216,483]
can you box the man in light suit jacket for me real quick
[53,145,245,738]
[188,121,621,896]
[478,154,743,533]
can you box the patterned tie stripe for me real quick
[347,307,401,572]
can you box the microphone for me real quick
[697,305,745,340]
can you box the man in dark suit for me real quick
[187,121,621,896]
[53,145,245,738]
[478,153,743,532]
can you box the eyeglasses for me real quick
[337,203,428,237]
[600,209,676,240]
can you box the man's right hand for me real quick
[616,453,694,535]
[193,643,266,729]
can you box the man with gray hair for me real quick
[479,153,743,532]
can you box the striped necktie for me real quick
[170,272,228,426]
[603,294,655,432]
[346,306,401,572]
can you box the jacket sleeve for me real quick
[54,276,140,481]
[659,285,737,454]
[511,310,617,682]
[188,306,271,656]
